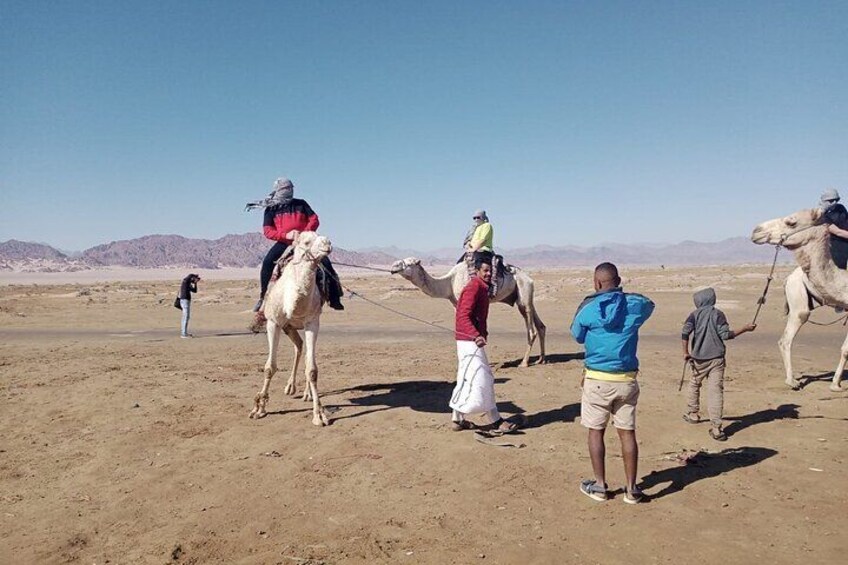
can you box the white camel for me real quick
[751,208,847,391]
[390,258,546,367]
[249,231,333,425]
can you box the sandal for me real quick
[623,486,644,504]
[451,420,476,432]
[488,418,520,436]
[580,479,608,502]
[709,427,728,442]
[682,413,702,424]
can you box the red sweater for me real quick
[455,276,489,341]
[262,199,320,243]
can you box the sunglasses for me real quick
[472,216,482,220]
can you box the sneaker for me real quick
[623,486,644,505]
[579,479,608,502]
[180,334,193,339]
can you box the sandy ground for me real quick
[1,265,846,564]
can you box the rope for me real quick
[331,261,396,273]
[751,239,784,326]
[808,313,848,327]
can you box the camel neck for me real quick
[413,265,456,298]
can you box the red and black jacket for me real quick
[263,199,320,243]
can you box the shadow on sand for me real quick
[319,379,525,421]
[723,404,800,438]
[523,403,581,429]
[798,371,838,390]
[640,447,778,500]
[500,351,585,369]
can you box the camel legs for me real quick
[250,321,283,418]
[283,326,304,397]
[780,272,810,390]
[831,332,848,392]
[533,310,547,365]
[517,304,537,368]
[304,320,329,426]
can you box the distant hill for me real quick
[369,237,783,267]
[0,239,67,261]
[0,234,788,272]
[499,237,782,267]
[0,234,398,271]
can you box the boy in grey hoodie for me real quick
[681,288,756,441]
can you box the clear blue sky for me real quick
[2,1,846,252]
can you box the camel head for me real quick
[390,257,421,277]
[293,231,332,263]
[751,208,824,250]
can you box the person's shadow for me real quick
[639,447,778,500]
[523,403,581,429]
[321,378,524,421]
[723,404,800,438]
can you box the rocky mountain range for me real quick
[0,234,786,272]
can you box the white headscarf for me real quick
[463,209,489,246]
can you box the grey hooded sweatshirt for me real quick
[681,288,733,361]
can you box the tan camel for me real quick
[751,207,846,391]
[389,258,546,367]
[249,231,333,425]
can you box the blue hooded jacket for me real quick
[570,288,655,373]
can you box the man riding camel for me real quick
[460,209,499,296]
[246,177,344,315]
[819,188,848,269]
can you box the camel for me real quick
[249,231,333,425]
[389,258,546,367]
[751,207,846,391]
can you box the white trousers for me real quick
[449,340,500,422]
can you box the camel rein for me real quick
[751,237,785,326]
[331,261,396,273]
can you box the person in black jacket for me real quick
[178,273,200,338]
[820,188,848,269]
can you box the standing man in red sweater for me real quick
[449,256,519,434]
[246,177,344,312]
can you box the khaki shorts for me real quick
[581,379,640,430]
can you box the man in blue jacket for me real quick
[570,262,654,504]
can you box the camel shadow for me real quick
[500,351,584,369]
[523,403,581,429]
[324,379,522,420]
[723,404,800,438]
[639,447,778,500]
[797,371,837,390]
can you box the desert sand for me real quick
[0,265,845,564]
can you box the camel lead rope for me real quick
[751,241,783,326]
[678,360,693,392]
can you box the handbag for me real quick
[174,296,182,310]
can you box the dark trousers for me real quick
[259,242,342,304]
